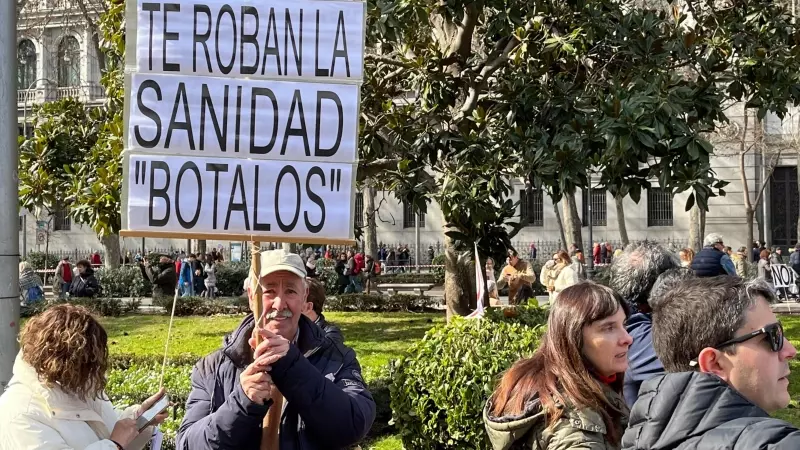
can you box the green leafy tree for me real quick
[66,0,126,267]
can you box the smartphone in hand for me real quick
[136,394,170,432]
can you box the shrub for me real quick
[152,296,250,316]
[213,261,249,296]
[483,303,549,328]
[431,254,445,283]
[25,251,61,271]
[326,293,438,312]
[390,316,546,449]
[96,265,151,298]
[375,273,440,285]
[153,296,205,316]
[317,257,341,295]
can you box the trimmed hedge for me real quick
[389,305,548,449]
[96,266,152,298]
[25,251,61,271]
[152,296,249,316]
[326,293,439,312]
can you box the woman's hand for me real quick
[136,387,170,426]
[110,418,139,448]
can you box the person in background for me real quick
[140,254,178,300]
[678,247,695,268]
[377,244,387,264]
[570,246,586,279]
[771,247,785,266]
[593,242,602,265]
[344,251,362,294]
[753,241,762,263]
[19,262,44,305]
[54,255,73,299]
[542,250,579,303]
[758,249,772,284]
[177,251,375,450]
[427,245,435,264]
[124,251,131,265]
[0,305,168,450]
[193,253,206,296]
[609,242,680,407]
[497,249,535,305]
[600,242,608,265]
[354,252,365,278]
[363,254,376,294]
[529,242,537,261]
[622,277,800,449]
[204,254,217,299]
[691,233,736,277]
[91,251,102,267]
[484,283,632,450]
[335,253,348,294]
[303,278,343,343]
[305,254,318,279]
[179,254,195,297]
[733,246,748,278]
[69,259,100,298]
[605,242,614,264]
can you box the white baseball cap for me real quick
[259,250,307,279]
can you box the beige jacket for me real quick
[0,352,153,450]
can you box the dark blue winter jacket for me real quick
[623,312,664,407]
[177,314,376,450]
[691,246,730,277]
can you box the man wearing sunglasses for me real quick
[623,277,800,449]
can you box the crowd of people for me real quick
[6,234,800,449]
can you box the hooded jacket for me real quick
[177,314,375,450]
[69,266,100,298]
[622,372,800,450]
[622,313,664,407]
[484,389,628,450]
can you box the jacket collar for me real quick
[223,313,326,368]
[11,352,106,422]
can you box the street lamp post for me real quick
[586,173,595,280]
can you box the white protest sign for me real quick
[771,264,796,288]
[128,73,359,162]
[125,153,354,240]
[135,0,365,80]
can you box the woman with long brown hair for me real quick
[0,304,168,450]
[484,282,632,449]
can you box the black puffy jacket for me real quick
[622,372,800,450]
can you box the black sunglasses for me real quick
[690,322,784,367]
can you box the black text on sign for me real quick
[126,154,354,239]
[135,0,365,80]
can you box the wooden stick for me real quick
[250,241,263,346]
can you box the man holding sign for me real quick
[177,250,375,449]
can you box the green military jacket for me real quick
[483,389,628,450]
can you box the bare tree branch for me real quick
[452,3,481,61]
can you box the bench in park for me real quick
[376,283,435,296]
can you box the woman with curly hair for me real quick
[0,304,169,449]
[484,282,632,449]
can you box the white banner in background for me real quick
[128,73,359,163]
[135,0,365,80]
[771,264,796,289]
[126,153,354,239]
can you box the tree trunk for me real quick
[443,232,473,321]
[797,151,800,242]
[562,191,583,250]
[553,201,568,250]
[746,205,755,255]
[194,240,207,255]
[364,185,378,259]
[689,205,703,253]
[614,194,629,247]
[101,234,121,269]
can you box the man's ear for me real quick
[301,301,314,315]
[697,347,733,381]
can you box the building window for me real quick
[647,187,673,227]
[581,188,607,227]
[57,36,81,87]
[17,40,37,91]
[354,192,364,228]
[520,189,544,227]
[53,208,71,231]
[403,200,425,229]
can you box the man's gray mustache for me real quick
[265,310,293,320]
